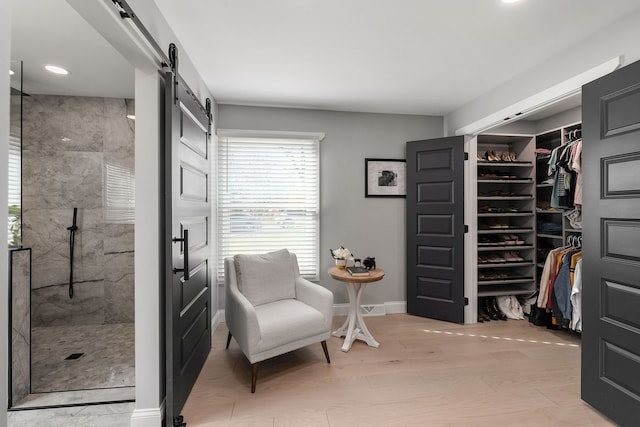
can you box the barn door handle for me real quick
[172,229,190,280]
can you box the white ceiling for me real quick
[9,0,640,118]
[151,0,640,116]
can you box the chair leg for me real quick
[321,340,330,364]
[226,331,232,349]
[251,362,259,393]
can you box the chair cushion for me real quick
[234,249,296,306]
[254,299,326,353]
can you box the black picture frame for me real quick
[365,158,406,198]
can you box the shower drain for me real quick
[65,353,84,360]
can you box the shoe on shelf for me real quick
[509,151,517,161]
[501,151,511,162]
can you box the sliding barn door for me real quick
[165,59,212,425]
[581,59,640,426]
[406,136,465,323]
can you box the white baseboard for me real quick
[333,301,407,317]
[130,405,163,427]
[211,309,222,332]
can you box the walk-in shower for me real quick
[8,0,137,408]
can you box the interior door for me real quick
[165,66,212,426]
[581,59,640,425]
[406,136,465,323]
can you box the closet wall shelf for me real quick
[478,262,533,268]
[537,233,563,239]
[478,196,534,201]
[477,161,533,167]
[478,278,535,286]
[477,283,536,297]
[536,210,562,214]
[478,228,533,234]
[536,183,553,188]
[478,179,533,183]
[478,212,533,217]
[478,245,534,251]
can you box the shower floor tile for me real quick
[30,323,134,393]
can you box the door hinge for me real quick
[464,297,469,306]
[464,152,469,160]
[464,225,469,233]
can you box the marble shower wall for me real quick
[10,248,30,406]
[22,95,135,327]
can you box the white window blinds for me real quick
[217,135,320,281]
[8,135,21,246]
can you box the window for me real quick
[104,160,135,224]
[8,135,21,246]
[217,131,322,281]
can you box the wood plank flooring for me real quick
[182,314,615,427]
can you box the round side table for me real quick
[328,266,385,352]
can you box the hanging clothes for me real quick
[571,258,583,332]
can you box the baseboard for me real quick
[211,309,222,332]
[333,301,407,317]
[130,404,163,427]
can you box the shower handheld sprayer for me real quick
[67,208,78,298]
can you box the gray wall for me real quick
[22,95,135,327]
[218,105,443,306]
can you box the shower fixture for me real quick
[67,208,78,298]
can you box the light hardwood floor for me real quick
[182,314,615,427]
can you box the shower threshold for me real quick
[10,386,135,409]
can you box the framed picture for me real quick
[365,158,406,197]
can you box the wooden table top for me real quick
[328,266,385,283]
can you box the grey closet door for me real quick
[406,136,465,323]
[165,70,212,426]
[581,58,640,426]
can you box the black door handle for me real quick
[172,229,190,280]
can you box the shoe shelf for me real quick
[477,245,534,251]
[478,228,533,234]
[477,282,536,297]
[475,134,537,308]
[537,233,563,240]
[478,262,534,269]
[477,178,533,184]
[478,196,534,201]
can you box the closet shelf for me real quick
[477,245,534,252]
[478,212,533,217]
[477,161,533,167]
[537,233,563,240]
[478,228,533,234]
[477,283,536,297]
[536,183,554,188]
[478,262,534,268]
[478,196,534,201]
[478,179,533,184]
[536,209,563,214]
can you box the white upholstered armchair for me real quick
[224,249,333,393]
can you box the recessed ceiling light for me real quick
[9,70,15,75]
[126,114,136,120]
[45,65,69,75]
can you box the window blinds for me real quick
[217,136,320,281]
[8,135,21,246]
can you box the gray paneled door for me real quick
[406,136,465,323]
[165,70,212,426]
[581,59,640,425]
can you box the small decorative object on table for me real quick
[330,246,351,270]
[363,257,376,270]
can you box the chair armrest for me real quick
[225,258,260,354]
[295,277,334,326]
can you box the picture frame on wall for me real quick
[365,158,406,198]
